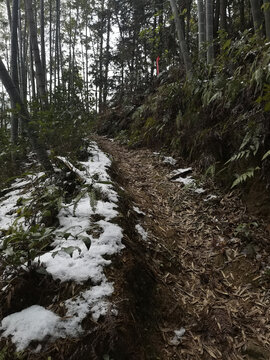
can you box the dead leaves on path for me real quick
[96,136,270,360]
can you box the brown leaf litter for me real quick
[96,135,270,360]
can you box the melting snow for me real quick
[169,168,192,178]
[0,306,61,351]
[170,327,186,345]
[194,187,205,194]
[135,224,148,241]
[0,142,124,351]
[169,168,206,194]
[204,194,217,202]
[163,156,177,166]
[133,206,146,215]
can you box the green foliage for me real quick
[29,89,95,160]
[257,84,270,111]
[223,121,263,188]
[233,222,258,240]
[0,224,54,268]
[52,245,82,258]
[262,149,270,161]
[231,167,260,188]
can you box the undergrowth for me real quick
[98,30,270,191]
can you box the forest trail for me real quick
[95,135,270,360]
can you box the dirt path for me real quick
[96,136,270,360]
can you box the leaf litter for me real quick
[97,135,270,360]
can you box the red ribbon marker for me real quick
[156,56,160,76]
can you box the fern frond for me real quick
[231,167,260,188]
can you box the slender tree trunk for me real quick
[25,0,47,104]
[250,0,263,32]
[29,41,36,99]
[18,6,27,102]
[11,0,19,143]
[70,7,79,95]
[220,0,227,30]
[85,17,89,112]
[55,0,60,87]
[263,0,270,39]
[49,0,52,99]
[6,0,12,30]
[99,0,105,111]
[206,0,214,64]
[0,58,53,172]
[197,0,206,53]
[103,8,111,107]
[169,0,193,79]
[214,0,220,37]
[186,0,192,51]
[239,0,245,31]
[40,0,46,91]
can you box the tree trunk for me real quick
[25,0,47,104]
[214,0,220,37]
[103,8,111,107]
[18,6,28,102]
[239,0,245,31]
[99,0,105,111]
[220,0,227,30]
[169,0,193,79]
[197,0,206,52]
[49,0,52,99]
[40,0,46,90]
[55,0,60,87]
[206,0,214,64]
[263,0,270,39]
[6,0,12,30]
[85,17,89,112]
[250,0,263,32]
[0,58,53,172]
[10,0,19,143]
[29,41,36,99]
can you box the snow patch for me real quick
[170,327,186,345]
[133,206,146,215]
[204,194,217,202]
[135,224,148,241]
[0,142,124,351]
[0,306,61,351]
[163,156,177,166]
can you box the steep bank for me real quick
[97,37,270,215]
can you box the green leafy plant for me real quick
[233,222,258,240]
[231,167,260,188]
[0,224,54,268]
